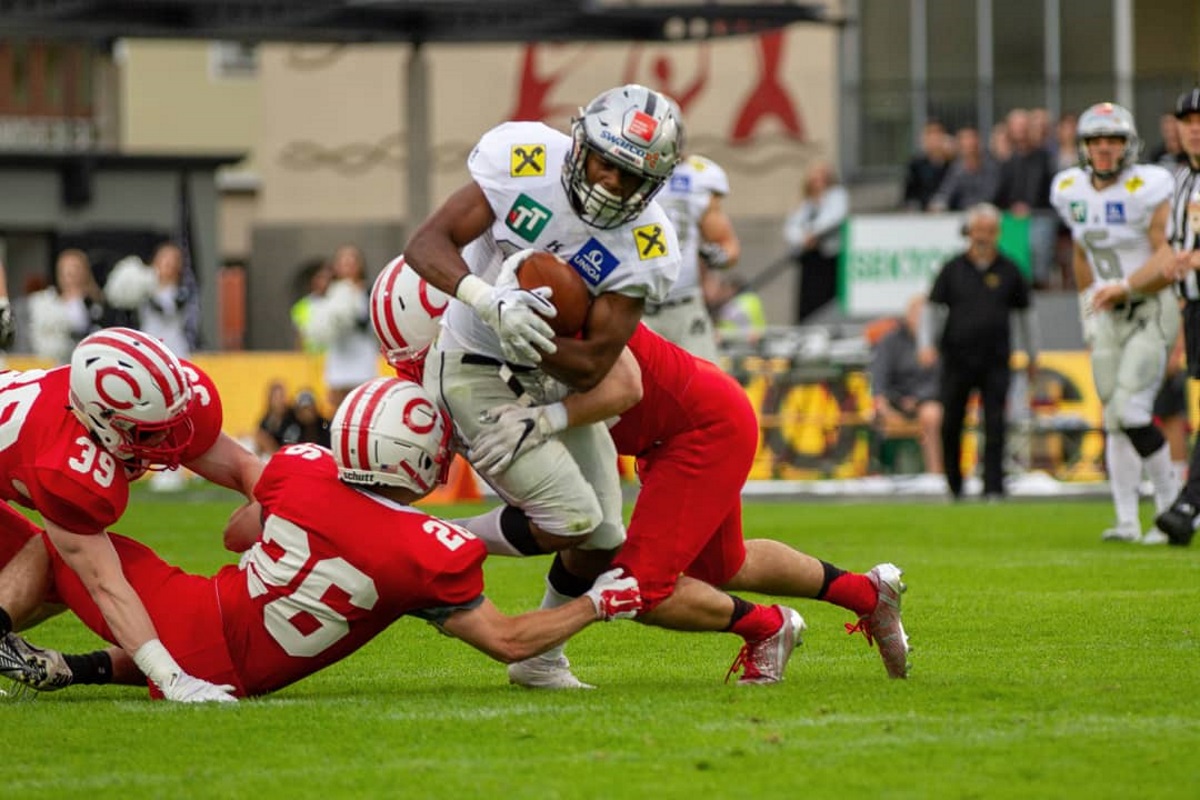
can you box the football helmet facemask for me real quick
[562,84,685,230]
[68,327,195,469]
[1077,102,1141,179]
[331,377,452,495]
[369,255,450,368]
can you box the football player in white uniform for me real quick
[404,84,683,687]
[1051,102,1180,543]
[649,152,740,362]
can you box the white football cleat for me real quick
[1101,522,1142,543]
[725,606,805,685]
[847,563,910,679]
[1141,527,1170,546]
[508,654,594,690]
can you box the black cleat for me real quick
[1154,502,1199,547]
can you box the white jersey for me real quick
[440,121,681,362]
[656,154,730,300]
[1050,163,1174,291]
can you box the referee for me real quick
[1094,87,1200,544]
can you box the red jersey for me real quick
[0,362,223,533]
[215,445,487,696]
[610,324,730,456]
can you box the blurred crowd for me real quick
[899,106,1186,290]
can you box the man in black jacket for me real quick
[920,203,1040,500]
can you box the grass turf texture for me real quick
[8,490,1200,799]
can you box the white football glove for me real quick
[585,568,643,621]
[496,248,537,290]
[470,401,569,474]
[133,638,237,703]
[456,273,557,364]
[160,672,238,703]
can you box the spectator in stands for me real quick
[783,160,849,322]
[920,202,1040,501]
[989,121,1013,163]
[903,119,953,212]
[291,389,331,449]
[994,108,1057,289]
[869,294,943,476]
[928,126,1000,212]
[255,380,298,458]
[1053,113,1080,171]
[28,248,106,365]
[304,244,378,411]
[706,271,767,345]
[290,258,333,354]
[1148,112,1186,168]
[139,242,200,358]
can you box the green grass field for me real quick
[8,489,1200,799]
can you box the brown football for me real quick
[516,251,592,337]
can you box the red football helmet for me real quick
[369,255,450,369]
[331,377,452,495]
[68,327,194,468]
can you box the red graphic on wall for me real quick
[621,43,710,114]
[508,44,588,124]
[730,32,806,143]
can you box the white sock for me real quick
[451,506,523,557]
[531,580,574,663]
[1144,443,1179,514]
[1106,433,1141,527]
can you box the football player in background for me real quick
[0,328,262,702]
[1050,103,1181,543]
[647,146,740,362]
[1093,88,1200,545]
[0,378,642,699]
[404,84,685,687]
[471,323,909,681]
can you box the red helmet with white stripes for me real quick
[331,377,451,495]
[68,327,195,468]
[369,255,450,368]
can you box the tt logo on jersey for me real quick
[569,238,619,286]
[510,144,546,177]
[1069,201,1087,224]
[634,224,667,260]
[1106,202,1126,224]
[505,194,552,242]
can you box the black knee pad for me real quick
[1123,425,1165,458]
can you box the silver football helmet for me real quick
[331,377,452,495]
[562,84,685,229]
[1077,102,1141,179]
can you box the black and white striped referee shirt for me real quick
[1170,161,1200,300]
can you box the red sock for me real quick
[822,573,878,617]
[729,603,784,642]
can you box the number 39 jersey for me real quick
[215,445,487,696]
[1051,163,1174,286]
[439,121,681,360]
[0,362,222,533]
